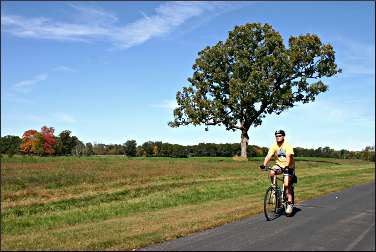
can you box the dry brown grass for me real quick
[2,194,264,251]
[232,155,249,161]
[1,156,374,251]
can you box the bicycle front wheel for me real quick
[263,186,281,221]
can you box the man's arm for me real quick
[285,143,295,168]
[261,146,274,169]
[263,154,272,167]
[286,154,294,168]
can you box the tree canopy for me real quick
[169,22,341,158]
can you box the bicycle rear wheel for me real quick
[263,186,281,221]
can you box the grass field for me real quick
[1,156,374,250]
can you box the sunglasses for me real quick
[275,135,283,138]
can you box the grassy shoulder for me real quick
[1,156,374,250]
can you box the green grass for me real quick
[1,156,374,250]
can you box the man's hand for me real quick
[259,165,266,170]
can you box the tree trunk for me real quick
[240,130,249,159]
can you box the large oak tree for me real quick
[169,23,341,158]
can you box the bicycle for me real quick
[260,165,295,221]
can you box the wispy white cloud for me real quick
[292,99,374,126]
[152,99,177,110]
[53,112,77,123]
[333,36,375,76]
[12,73,48,93]
[68,3,119,25]
[9,66,75,95]
[24,112,77,124]
[13,73,48,88]
[1,15,99,43]
[52,65,76,72]
[2,92,34,104]
[26,114,45,122]
[1,2,234,49]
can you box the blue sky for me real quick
[1,1,375,151]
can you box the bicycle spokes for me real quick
[264,187,281,221]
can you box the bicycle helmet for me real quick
[275,130,285,136]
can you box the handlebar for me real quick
[259,165,289,173]
[259,165,271,171]
[259,165,285,182]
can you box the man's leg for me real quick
[284,175,294,215]
[284,175,293,203]
[269,170,275,184]
[270,165,282,184]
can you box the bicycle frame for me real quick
[262,166,294,220]
[272,173,284,187]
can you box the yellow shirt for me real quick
[267,140,295,168]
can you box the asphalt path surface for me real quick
[140,181,375,251]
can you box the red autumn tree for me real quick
[40,126,56,155]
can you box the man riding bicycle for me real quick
[260,130,295,216]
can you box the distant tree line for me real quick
[0,126,374,162]
[0,126,86,157]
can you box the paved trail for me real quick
[140,182,375,251]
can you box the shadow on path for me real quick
[290,207,302,217]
